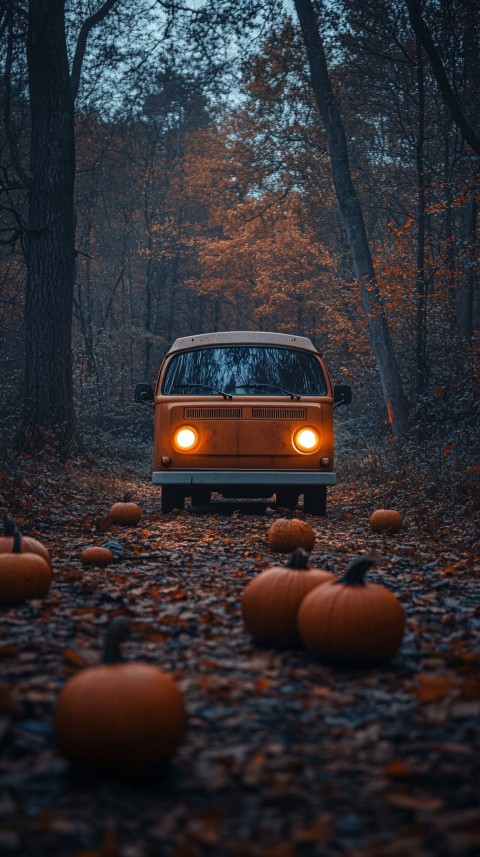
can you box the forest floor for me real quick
[0,419,479,857]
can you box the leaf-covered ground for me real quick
[0,452,479,857]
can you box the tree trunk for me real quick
[415,39,428,398]
[143,255,154,379]
[443,131,458,326]
[457,194,477,342]
[21,0,76,454]
[294,0,409,437]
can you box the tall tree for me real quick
[19,0,117,455]
[293,0,409,437]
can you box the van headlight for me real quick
[293,427,320,453]
[173,426,199,451]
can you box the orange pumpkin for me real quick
[242,548,334,647]
[0,513,51,567]
[0,528,52,605]
[80,546,114,567]
[53,618,187,775]
[369,509,403,534]
[108,493,142,526]
[297,554,405,666]
[268,517,315,553]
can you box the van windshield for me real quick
[162,345,328,396]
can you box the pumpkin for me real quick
[0,513,51,567]
[80,546,114,567]
[53,617,187,775]
[268,517,315,553]
[242,548,334,647]
[369,509,403,534]
[108,493,142,526]
[297,553,405,666]
[0,528,52,605]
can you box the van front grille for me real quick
[251,408,307,420]
[183,407,307,420]
[184,408,243,419]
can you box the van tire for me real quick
[276,489,299,510]
[191,488,211,506]
[161,486,185,514]
[303,486,327,516]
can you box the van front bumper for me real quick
[152,470,337,486]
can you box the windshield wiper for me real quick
[235,383,301,400]
[173,384,233,400]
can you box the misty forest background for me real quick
[1,4,480,856]
[0,0,479,516]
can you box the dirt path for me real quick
[0,458,479,856]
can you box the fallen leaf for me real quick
[387,793,444,812]
[413,674,459,702]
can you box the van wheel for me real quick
[161,486,185,514]
[303,487,327,516]
[276,489,299,510]
[191,488,211,506]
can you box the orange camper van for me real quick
[135,330,351,514]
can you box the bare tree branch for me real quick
[405,0,480,157]
[70,0,118,102]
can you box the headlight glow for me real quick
[293,427,320,453]
[173,426,199,451]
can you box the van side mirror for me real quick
[135,383,154,404]
[333,384,352,407]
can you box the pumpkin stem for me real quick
[3,513,17,537]
[103,617,131,664]
[340,552,379,586]
[287,548,310,570]
[122,491,134,502]
[12,528,22,554]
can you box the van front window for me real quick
[162,346,327,396]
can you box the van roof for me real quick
[168,330,318,354]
